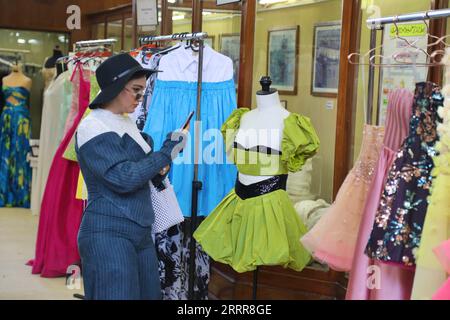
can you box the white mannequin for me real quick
[235,78,290,185]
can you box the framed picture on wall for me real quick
[219,33,240,86]
[311,22,341,97]
[267,26,299,95]
[204,36,215,49]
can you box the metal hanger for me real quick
[348,15,443,67]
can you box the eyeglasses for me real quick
[125,86,145,101]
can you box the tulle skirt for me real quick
[301,125,384,271]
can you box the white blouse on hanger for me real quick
[157,44,233,82]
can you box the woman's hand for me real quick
[159,165,170,175]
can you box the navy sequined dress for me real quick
[365,82,443,268]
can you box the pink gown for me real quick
[346,89,415,300]
[27,63,90,277]
[300,124,384,271]
[432,240,450,300]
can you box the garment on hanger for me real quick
[130,50,165,131]
[143,44,237,218]
[41,67,55,91]
[365,82,444,268]
[62,64,86,137]
[194,108,320,273]
[153,220,210,300]
[63,74,100,161]
[412,78,450,299]
[28,63,90,277]
[0,86,31,207]
[346,89,415,300]
[143,43,237,298]
[33,71,72,215]
[301,124,384,272]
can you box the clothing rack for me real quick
[364,8,450,125]
[139,32,208,46]
[139,31,208,300]
[0,48,30,65]
[74,39,117,50]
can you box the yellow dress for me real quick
[412,84,450,299]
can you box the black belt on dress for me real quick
[235,174,288,200]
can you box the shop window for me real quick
[201,0,242,88]
[137,0,162,41]
[353,0,433,162]
[171,10,193,34]
[0,28,69,139]
[253,0,344,203]
[92,22,105,40]
[124,18,134,51]
[107,18,123,51]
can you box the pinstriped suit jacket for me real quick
[76,131,178,227]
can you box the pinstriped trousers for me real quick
[78,211,161,300]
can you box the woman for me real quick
[75,53,187,300]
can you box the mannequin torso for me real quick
[236,91,290,185]
[3,64,32,91]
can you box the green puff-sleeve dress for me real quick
[194,108,320,273]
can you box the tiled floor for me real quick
[0,208,83,300]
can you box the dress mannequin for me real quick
[195,77,319,276]
[236,76,289,185]
[44,46,63,69]
[3,63,32,91]
[44,46,66,79]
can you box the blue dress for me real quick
[143,79,237,217]
[0,86,31,208]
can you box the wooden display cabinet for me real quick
[209,261,347,300]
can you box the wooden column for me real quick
[237,0,256,108]
[192,0,203,33]
[161,0,173,35]
[428,0,449,85]
[132,0,137,47]
[332,0,362,199]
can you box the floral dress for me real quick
[365,82,444,268]
[0,86,31,208]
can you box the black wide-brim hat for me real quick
[89,53,159,109]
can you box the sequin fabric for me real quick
[365,82,444,267]
[235,174,288,200]
[353,125,385,184]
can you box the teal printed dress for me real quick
[0,86,32,208]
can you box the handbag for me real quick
[150,178,184,234]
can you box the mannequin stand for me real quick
[252,267,259,300]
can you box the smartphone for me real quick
[181,111,195,130]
